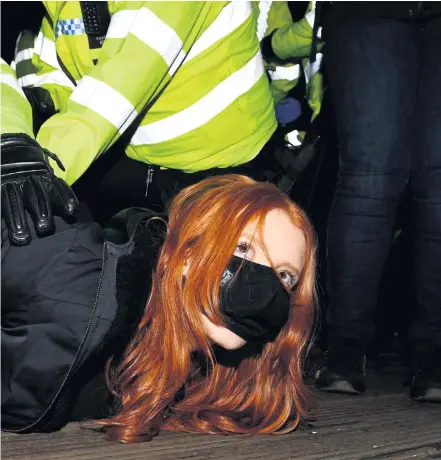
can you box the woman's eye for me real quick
[235,241,252,256]
[279,270,296,289]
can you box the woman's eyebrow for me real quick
[239,232,259,240]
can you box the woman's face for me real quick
[203,209,307,350]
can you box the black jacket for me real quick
[1,208,166,432]
[322,1,441,31]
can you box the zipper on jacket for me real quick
[145,166,154,197]
[9,243,108,433]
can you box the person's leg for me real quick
[316,18,419,393]
[408,16,441,402]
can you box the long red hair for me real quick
[97,174,317,443]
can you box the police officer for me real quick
[1,1,281,243]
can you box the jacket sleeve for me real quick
[269,2,318,61]
[261,2,317,105]
[28,15,76,112]
[0,59,34,137]
[11,30,39,84]
[36,1,210,186]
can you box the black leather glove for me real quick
[1,133,79,246]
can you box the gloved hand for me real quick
[1,133,79,246]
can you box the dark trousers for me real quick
[325,16,441,346]
[73,138,280,226]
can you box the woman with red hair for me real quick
[2,175,317,442]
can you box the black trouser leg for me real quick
[325,19,419,344]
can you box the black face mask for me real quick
[219,255,291,343]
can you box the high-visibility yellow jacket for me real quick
[0,58,34,137]
[1,2,276,185]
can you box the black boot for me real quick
[410,343,441,403]
[315,339,366,395]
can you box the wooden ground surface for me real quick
[3,365,441,460]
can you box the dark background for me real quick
[1,1,44,63]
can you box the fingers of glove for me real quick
[1,183,32,246]
[22,176,55,237]
[50,178,79,217]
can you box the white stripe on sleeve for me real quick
[1,73,27,98]
[15,48,34,64]
[268,64,300,81]
[186,2,252,62]
[34,32,60,70]
[19,70,76,89]
[69,76,139,134]
[106,7,184,74]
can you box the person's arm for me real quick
[0,59,34,137]
[268,3,318,61]
[260,2,316,105]
[11,30,38,86]
[37,1,209,185]
[1,59,78,246]
[262,2,323,119]
[25,15,76,112]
